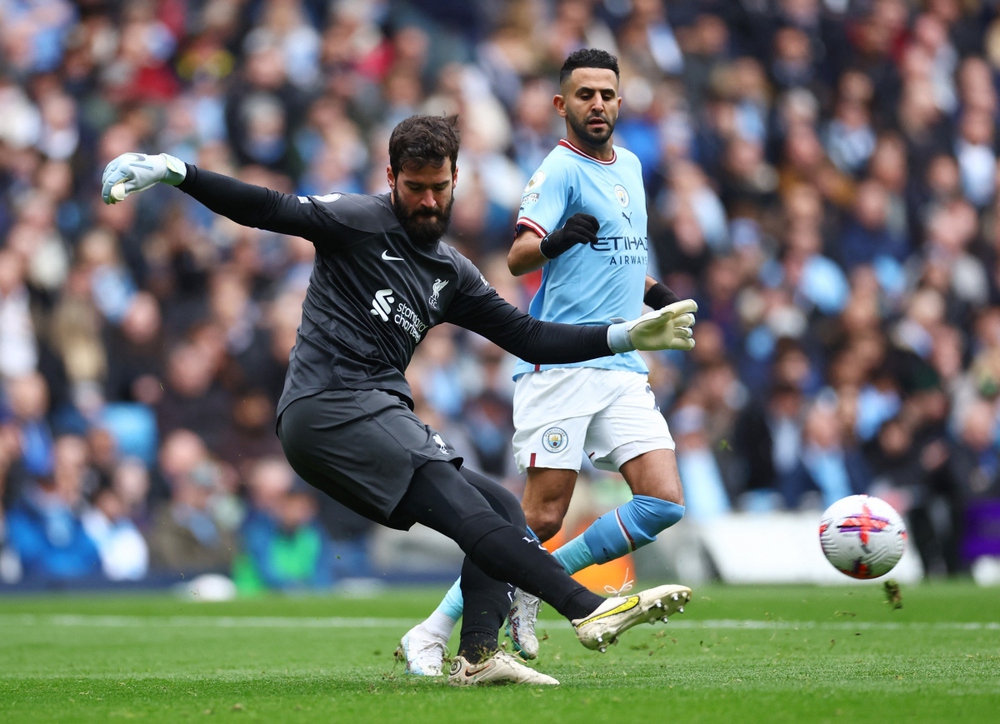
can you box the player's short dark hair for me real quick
[559,48,620,86]
[388,114,461,176]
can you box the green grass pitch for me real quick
[0,581,997,722]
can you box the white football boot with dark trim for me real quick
[573,584,691,652]
[448,651,559,686]
[505,588,541,660]
[395,625,448,676]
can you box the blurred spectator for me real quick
[224,43,305,177]
[103,291,165,405]
[732,381,806,511]
[823,96,876,177]
[81,486,148,581]
[234,457,334,593]
[617,0,684,81]
[679,13,730,112]
[216,388,284,471]
[0,248,37,379]
[100,0,180,103]
[460,340,517,481]
[656,160,729,255]
[243,0,322,92]
[543,0,617,70]
[943,399,1000,564]
[954,107,997,208]
[774,222,849,317]
[151,426,212,502]
[48,250,108,410]
[4,372,54,482]
[838,179,909,270]
[109,456,152,529]
[779,396,871,510]
[671,404,732,520]
[147,456,238,575]
[156,340,232,451]
[4,434,101,581]
[769,26,816,92]
[508,75,560,178]
[407,327,465,419]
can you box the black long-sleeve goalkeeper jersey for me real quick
[176,166,614,414]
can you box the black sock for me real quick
[456,554,511,663]
[468,525,603,620]
[457,637,498,664]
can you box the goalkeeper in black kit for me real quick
[102,114,695,686]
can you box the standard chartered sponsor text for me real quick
[394,302,427,341]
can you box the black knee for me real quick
[460,467,526,528]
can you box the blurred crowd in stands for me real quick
[2,0,1000,590]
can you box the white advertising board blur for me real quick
[696,513,924,585]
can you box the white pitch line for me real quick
[0,615,997,631]
[0,615,419,629]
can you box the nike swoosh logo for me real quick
[382,251,404,261]
[581,596,640,623]
[465,662,493,677]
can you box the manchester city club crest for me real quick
[614,184,629,207]
[542,427,568,453]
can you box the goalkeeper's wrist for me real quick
[607,322,635,354]
[159,154,187,186]
[644,282,681,309]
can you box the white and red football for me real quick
[819,494,907,579]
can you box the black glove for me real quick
[539,213,599,259]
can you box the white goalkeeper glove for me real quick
[101,152,186,204]
[607,299,698,353]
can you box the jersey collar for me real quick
[558,138,617,165]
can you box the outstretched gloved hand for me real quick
[607,299,698,353]
[101,152,186,204]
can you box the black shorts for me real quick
[277,388,463,529]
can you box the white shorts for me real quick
[511,368,674,474]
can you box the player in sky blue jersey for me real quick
[511,135,650,378]
[399,50,698,677]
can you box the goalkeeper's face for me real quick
[558,67,621,150]
[388,160,456,247]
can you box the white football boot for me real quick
[395,625,448,676]
[448,651,559,686]
[505,588,541,660]
[573,584,691,652]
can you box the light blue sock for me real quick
[579,495,685,566]
[438,578,464,621]
[552,535,596,575]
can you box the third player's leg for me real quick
[571,372,686,563]
[521,467,579,542]
[619,448,684,506]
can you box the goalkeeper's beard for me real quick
[392,189,455,247]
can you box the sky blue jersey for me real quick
[513,139,649,379]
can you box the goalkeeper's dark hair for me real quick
[559,48,620,86]
[388,114,461,177]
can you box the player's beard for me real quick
[392,189,455,247]
[567,108,615,149]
